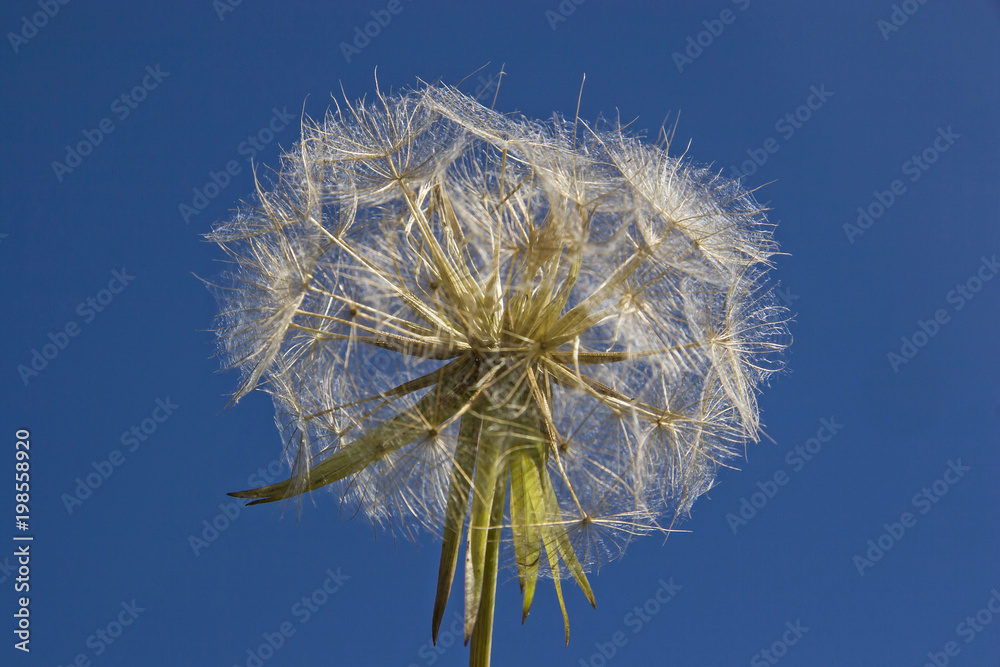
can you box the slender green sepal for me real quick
[507,459,527,593]
[230,361,474,505]
[432,411,481,644]
[544,535,571,646]
[540,473,596,609]
[464,415,503,642]
[508,446,544,623]
[468,471,507,667]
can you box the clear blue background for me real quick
[2,1,999,665]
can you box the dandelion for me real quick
[209,78,789,667]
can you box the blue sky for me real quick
[2,1,999,666]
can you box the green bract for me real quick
[210,81,788,667]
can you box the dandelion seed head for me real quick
[213,78,790,655]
